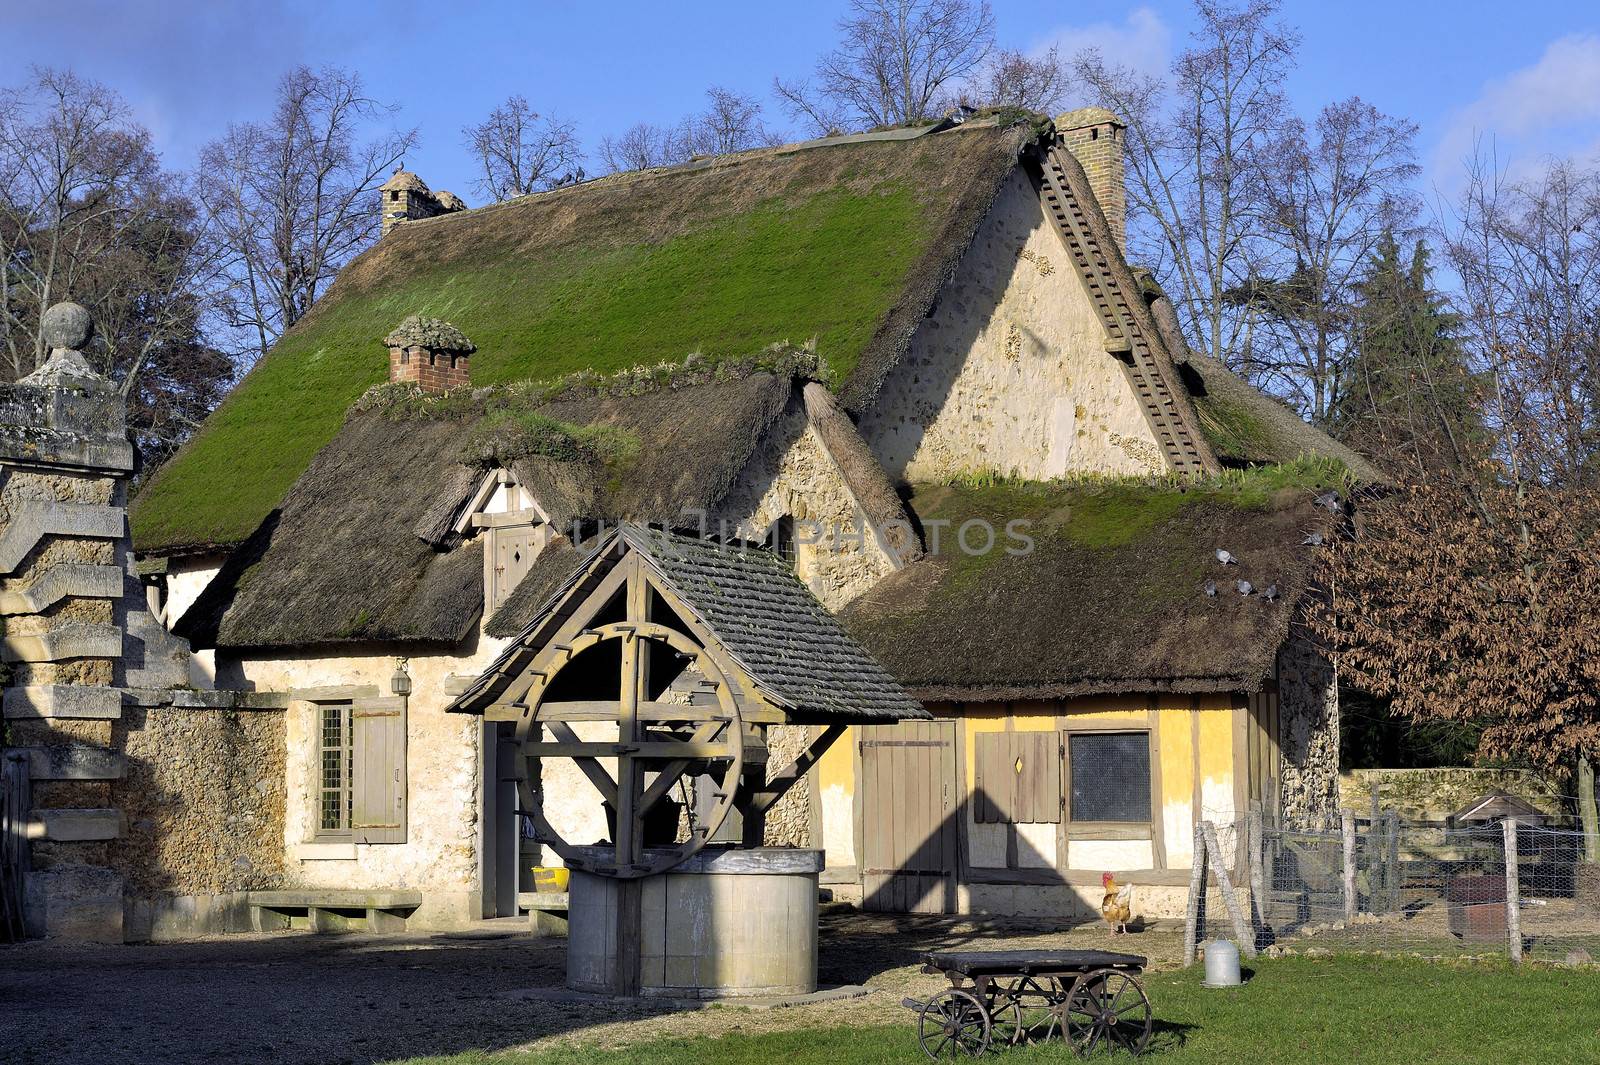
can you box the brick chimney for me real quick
[379,170,467,237]
[383,315,474,392]
[1057,107,1127,256]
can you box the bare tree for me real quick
[463,94,582,202]
[1074,0,1297,367]
[0,67,229,464]
[1444,149,1600,489]
[962,45,1072,115]
[1247,98,1421,421]
[599,123,673,173]
[677,87,783,158]
[599,88,782,174]
[775,0,995,135]
[199,66,415,365]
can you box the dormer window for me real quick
[453,468,550,616]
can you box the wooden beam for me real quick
[637,719,728,814]
[534,700,733,723]
[543,721,618,804]
[614,555,647,998]
[747,723,845,816]
[523,740,735,760]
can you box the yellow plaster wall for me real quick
[814,693,1246,880]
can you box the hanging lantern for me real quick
[390,658,413,697]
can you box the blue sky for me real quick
[4,1,1599,206]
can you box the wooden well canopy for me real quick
[449,522,925,879]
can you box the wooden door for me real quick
[859,720,957,913]
[489,524,540,613]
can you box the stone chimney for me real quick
[1057,107,1127,256]
[384,315,474,392]
[379,170,466,237]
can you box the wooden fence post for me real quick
[1248,806,1266,934]
[1341,811,1357,923]
[1503,817,1522,965]
[1202,821,1257,958]
[1384,811,1401,914]
[1183,822,1207,967]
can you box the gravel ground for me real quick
[0,908,1185,1065]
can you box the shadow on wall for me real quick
[859,781,1109,922]
[857,195,1023,482]
[12,707,288,941]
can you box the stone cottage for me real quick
[6,108,1377,939]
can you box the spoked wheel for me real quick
[917,988,993,1059]
[1064,968,1152,1057]
[988,975,1068,1046]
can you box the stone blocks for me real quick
[0,502,124,574]
[3,684,123,719]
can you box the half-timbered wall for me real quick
[818,691,1270,918]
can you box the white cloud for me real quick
[1434,33,1600,179]
[1032,6,1172,80]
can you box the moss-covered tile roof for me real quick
[131,121,1033,554]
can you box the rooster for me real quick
[1101,872,1134,935]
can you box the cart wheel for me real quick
[990,976,1067,1045]
[1064,969,1152,1057]
[918,988,993,1059]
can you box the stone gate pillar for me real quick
[0,303,134,940]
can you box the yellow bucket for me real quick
[532,866,570,892]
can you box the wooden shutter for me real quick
[974,732,1061,824]
[490,525,541,613]
[351,695,407,844]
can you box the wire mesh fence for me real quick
[1190,812,1600,964]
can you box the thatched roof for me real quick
[454,523,926,723]
[840,474,1341,700]
[132,118,1034,555]
[175,373,791,650]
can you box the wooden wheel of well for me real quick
[512,620,744,879]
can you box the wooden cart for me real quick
[903,949,1152,1058]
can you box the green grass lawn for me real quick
[386,955,1600,1065]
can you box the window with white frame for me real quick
[318,702,353,837]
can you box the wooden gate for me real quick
[859,720,957,914]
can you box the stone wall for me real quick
[229,642,507,928]
[1277,628,1341,828]
[858,168,1166,483]
[762,723,812,848]
[111,704,285,897]
[715,399,902,613]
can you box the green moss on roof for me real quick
[843,461,1352,698]
[132,186,931,551]
[928,459,1354,556]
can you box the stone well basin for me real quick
[565,846,822,998]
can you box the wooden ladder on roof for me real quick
[1039,145,1210,476]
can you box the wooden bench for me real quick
[516,890,568,936]
[246,890,422,933]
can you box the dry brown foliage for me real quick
[1317,474,1600,774]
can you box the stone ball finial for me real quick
[41,302,94,352]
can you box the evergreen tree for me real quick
[1332,233,1483,475]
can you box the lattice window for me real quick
[319,703,353,835]
[1068,731,1151,823]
